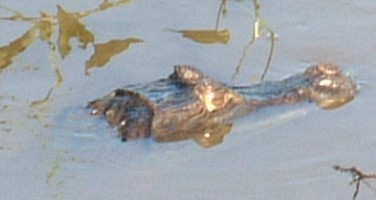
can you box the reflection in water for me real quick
[169,29,230,44]
[169,0,276,82]
[38,13,53,42]
[0,1,137,105]
[156,122,233,148]
[0,0,276,106]
[57,6,95,59]
[85,38,143,75]
[194,123,232,148]
[88,63,357,148]
[215,0,227,30]
[0,0,134,71]
[232,0,277,82]
[0,1,352,148]
[170,0,230,45]
[0,25,37,69]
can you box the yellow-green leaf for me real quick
[85,38,143,75]
[38,13,53,41]
[99,0,131,10]
[0,26,37,70]
[57,5,94,58]
[170,29,230,44]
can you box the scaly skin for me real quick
[88,63,357,147]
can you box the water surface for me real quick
[0,0,375,199]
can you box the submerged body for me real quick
[88,63,357,147]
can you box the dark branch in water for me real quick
[333,165,376,200]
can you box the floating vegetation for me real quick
[170,0,230,45]
[0,0,137,105]
[169,29,230,44]
[57,6,94,58]
[47,158,61,183]
[0,1,135,67]
[232,0,277,82]
[38,13,54,41]
[0,0,276,106]
[168,0,276,82]
[30,87,55,106]
[0,25,37,69]
[85,38,143,75]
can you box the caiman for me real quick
[88,63,357,147]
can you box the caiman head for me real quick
[299,63,358,109]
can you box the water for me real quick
[0,0,375,199]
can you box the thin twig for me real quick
[260,31,276,81]
[231,0,276,82]
[333,165,376,200]
[231,37,256,81]
[0,0,131,23]
[215,0,227,30]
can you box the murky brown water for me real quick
[1,0,375,199]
